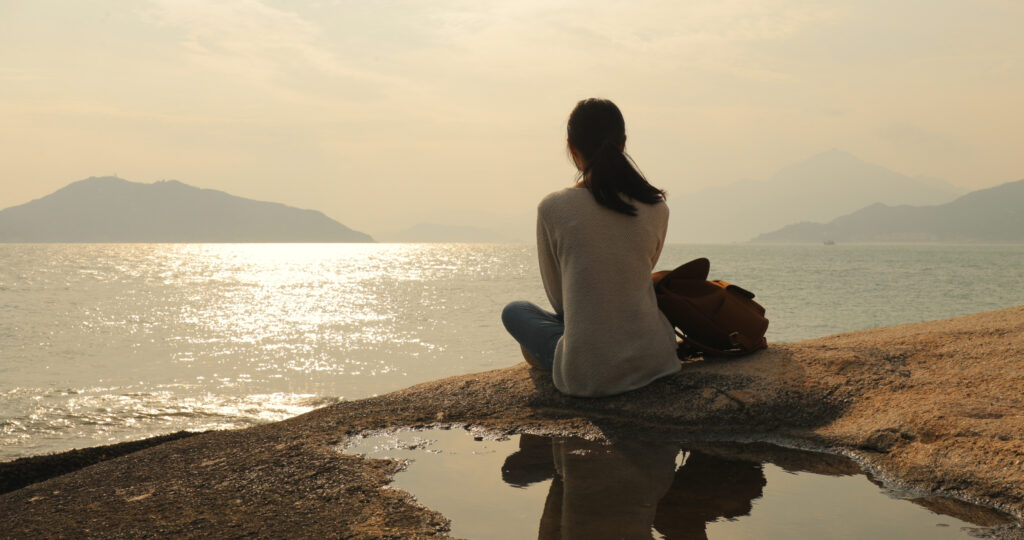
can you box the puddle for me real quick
[343,428,1014,540]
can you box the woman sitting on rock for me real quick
[501,98,680,397]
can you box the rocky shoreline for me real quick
[0,431,202,496]
[2,305,1023,538]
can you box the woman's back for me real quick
[500,97,680,397]
[537,187,679,397]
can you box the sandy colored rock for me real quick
[2,305,1023,538]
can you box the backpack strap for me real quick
[675,329,767,359]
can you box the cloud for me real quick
[408,0,841,81]
[131,0,840,120]
[143,0,393,90]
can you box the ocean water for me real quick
[2,243,1023,460]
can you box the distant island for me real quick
[752,178,1024,243]
[381,223,512,243]
[0,177,373,243]
[667,149,965,244]
[376,150,968,244]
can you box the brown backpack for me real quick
[652,257,769,358]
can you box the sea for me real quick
[2,243,1023,461]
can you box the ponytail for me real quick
[568,99,665,216]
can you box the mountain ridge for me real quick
[380,222,512,243]
[0,176,374,243]
[752,178,1024,243]
[667,149,964,244]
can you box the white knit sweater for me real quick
[537,187,680,397]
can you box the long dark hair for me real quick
[567,98,665,216]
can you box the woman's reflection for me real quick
[653,451,767,540]
[501,435,766,539]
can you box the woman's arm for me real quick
[651,204,669,268]
[537,210,564,316]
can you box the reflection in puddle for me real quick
[343,428,1013,539]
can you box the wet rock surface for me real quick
[2,305,1023,538]
[0,430,201,496]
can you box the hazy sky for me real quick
[2,0,1023,235]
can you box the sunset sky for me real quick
[2,0,1022,235]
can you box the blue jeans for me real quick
[501,301,564,371]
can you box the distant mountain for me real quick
[382,223,511,243]
[667,149,964,243]
[752,179,1024,243]
[373,208,535,243]
[912,174,967,195]
[0,177,373,243]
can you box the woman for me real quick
[501,98,680,397]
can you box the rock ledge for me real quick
[2,306,1023,538]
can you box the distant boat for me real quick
[823,240,835,246]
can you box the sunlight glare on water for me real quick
[2,242,1023,459]
[0,243,540,459]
